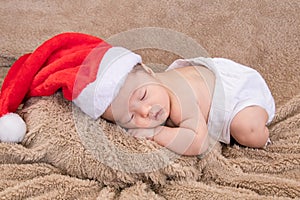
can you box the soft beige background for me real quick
[1,0,299,106]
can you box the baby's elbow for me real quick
[185,145,208,156]
[184,135,209,156]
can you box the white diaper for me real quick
[167,57,275,144]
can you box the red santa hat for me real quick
[0,32,141,143]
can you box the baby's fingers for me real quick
[127,129,136,136]
[127,129,142,138]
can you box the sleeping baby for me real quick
[0,33,275,157]
[102,57,275,156]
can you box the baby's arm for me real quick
[152,124,209,156]
[129,118,209,156]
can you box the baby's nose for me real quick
[139,105,151,118]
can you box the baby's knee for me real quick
[254,126,270,148]
[233,122,269,148]
[249,119,268,134]
[230,106,270,148]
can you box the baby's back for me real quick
[167,65,215,125]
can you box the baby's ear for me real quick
[141,63,156,77]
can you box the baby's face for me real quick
[103,69,170,129]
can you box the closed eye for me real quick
[130,114,134,122]
[124,114,134,125]
[140,89,147,101]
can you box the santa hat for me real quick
[0,32,141,143]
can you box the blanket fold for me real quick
[0,89,299,199]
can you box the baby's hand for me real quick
[127,128,155,140]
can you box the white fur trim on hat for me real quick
[73,47,142,119]
[0,113,26,142]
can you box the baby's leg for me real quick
[230,106,269,148]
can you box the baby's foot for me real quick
[264,138,272,148]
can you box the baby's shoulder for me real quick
[168,100,202,126]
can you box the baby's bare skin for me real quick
[164,66,215,126]
[103,64,269,155]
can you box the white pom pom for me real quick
[0,113,26,143]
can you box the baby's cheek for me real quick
[134,118,152,128]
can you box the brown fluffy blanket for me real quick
[0,0,299,199]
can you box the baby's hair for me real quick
[132,63,156,77]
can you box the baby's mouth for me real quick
[154,109,161,120]
[149,105,166,122]
[152,108,164,121]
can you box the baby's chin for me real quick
[135,120,167,129]
[150,118,168,127]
